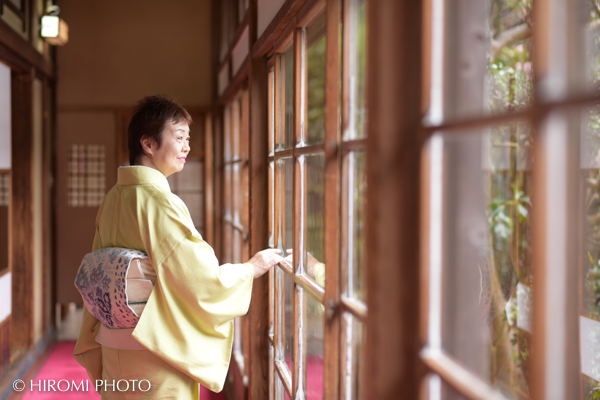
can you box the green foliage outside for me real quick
[486,0,533,397]
[585,12,600,396]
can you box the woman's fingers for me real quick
[249,248,285,279]
[272,255,283,266]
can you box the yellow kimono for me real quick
[73,166,253,396]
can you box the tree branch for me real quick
[590,0,600,19]
[491,23,532,61]
[490,13,600,63]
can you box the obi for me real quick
[74,247,155,329]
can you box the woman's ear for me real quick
[140,135,155,157]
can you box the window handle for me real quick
[327,298,336,320]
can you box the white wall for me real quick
[257,0,287,39]
[0,62,11,169]
[232,26,249,76]
[0,272,11,322]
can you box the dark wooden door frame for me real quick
[10,67,35,351]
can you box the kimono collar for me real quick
[117,166,171,192]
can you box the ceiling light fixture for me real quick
[41,4,68,46]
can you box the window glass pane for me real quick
[269,161,275,248]
[342,314,365,400]
[347,151,366,300]
[233,98,241,159]
[224,106,232,161]
[436,123,533,398]
[285,273,293,372]
[275,372,292,400]
[306,13,326,146]
[280,46,295,150]
[241,169,249,257]
[306,293,324,400]
[346,0,368,140]
[487,0,533,115]
[269,69,275,156]
[583,100,600,392]
[587,3,600,88]
[224,223,233,264]
[583,84,600,322]
[0,173,8,272]
[233,229,242,264]
[233,163,240,223]
[224,164,232,219]
[305,155,325,285]
[279,158,294,255]
[224,162,233,264]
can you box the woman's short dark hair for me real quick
[128,95,193,165]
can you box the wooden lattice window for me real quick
[267,1,368,398]
[223,89,251,383]
[67,144,105,207]
[418,0,590,399]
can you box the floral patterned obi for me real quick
[74,247,153,329]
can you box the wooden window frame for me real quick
[266,0,370,399]
[3,0,25,20]
[223,87,252,388]
[255,0,585,398]
[414,0,582,399]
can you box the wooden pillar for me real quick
[365,0,424,399]
[247,1,270,398]
[10,68,35,350]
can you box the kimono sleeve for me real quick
[131,208,254,393]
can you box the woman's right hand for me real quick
[248,248,283,279]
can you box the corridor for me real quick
[0,0,596,399]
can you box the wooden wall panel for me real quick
[57,0,212,108]
[54,111,116,304]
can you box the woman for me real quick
[73,95,282,399]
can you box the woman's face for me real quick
[144,120,190,177]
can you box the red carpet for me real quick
[306,356,324,400]
[19,341,224,400]
[284,355,323,399]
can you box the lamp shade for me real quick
[41,15,69,46]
